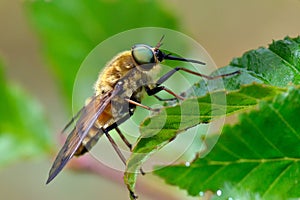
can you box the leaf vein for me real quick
[269,104,300,141]
[269,47,300,74]
[236,162,261,187]
[262,161,294,197]
[245,117,285,157]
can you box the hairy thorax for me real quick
[94,51,135,96]
[76,50,161,155]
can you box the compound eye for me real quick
[132,44,156,70]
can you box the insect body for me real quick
[46,39,239,199]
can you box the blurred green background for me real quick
[0,0,299,200]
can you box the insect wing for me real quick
[61,106,84,134]
[46,85,122,184]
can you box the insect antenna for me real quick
[153,35,206,65]
[154,35,165,50]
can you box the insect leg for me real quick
[103,128,127,165]
[130,190,138,200]
[105,113,131,132]
[61,107,84,133]
[103,113,133,150]
[153,94,177,102]
[156,67,240,85]
[125,98,160,112]
[103,115,146,175]
[145,85,184,100]
[146,67,240,100]
[115,126,132,150]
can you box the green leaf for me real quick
[0,62,52,166]
[229,36,300,86]
[189,36,300,96]
[154,86,300,199]
[124,84,286,197]
[25,0,179,106]
[125,36,300,198]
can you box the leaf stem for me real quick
[67,154,185,200]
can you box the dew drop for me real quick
[216,189,222,196]
[185,162,190,167]
[228,197,234,200]
[199,191,204,197]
